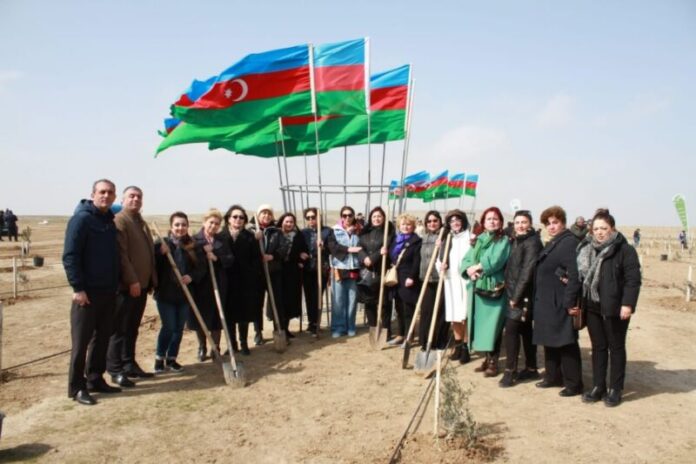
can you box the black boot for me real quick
[450,343,463,361]
[459,343,471,364]
[241,341,251,356]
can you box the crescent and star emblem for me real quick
[223,78,249,102]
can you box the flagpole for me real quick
[278,118,294,214]
[379,143,386,206]
[365,36,372,214]
[275,156,288,212]
[343,147,348,206]
[398,71,415,215]
[304,153,310,208]
[309,44,326,214]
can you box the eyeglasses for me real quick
[449,217,462,223]
[426,219,440,224]
[342,213,354,218]
[230,215,245,220]
[305,215,316,220]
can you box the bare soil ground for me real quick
[0,218,695,463]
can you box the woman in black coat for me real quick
[358,207,395,333]
[386,213,422,345]
[500,210,543,387]
[219,205,262,355]
[277,212,309,336]
[190,209,235,361]
[533,206,583,397]
[577,209,641,407]
[300,207,332,335]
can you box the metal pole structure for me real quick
[304,154,311,209]
[12,258,17,299]
[308,44,326,214]
[275,156,288,212]
[398,73,415,214]
[366,112,372,214]
[343,147,348,206]
[379,143,386,206]
[298,185,306,216]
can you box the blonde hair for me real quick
[396,213,417,228]
[202,208,223,222]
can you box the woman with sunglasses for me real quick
[190,209,234,361]
[300,207,332,335]
[327,206,363,338]
[577,209,641,407]
[417,211,448,352]
[153,212,204,373]
[219,205,262,355]
[461,207,511,377]
[386,213,422,345]
[499,210,543,387]
[357,206,395,336]
[439,209,472,363]
[277,212,309,337]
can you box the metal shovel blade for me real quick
[401,341,413,369]
[273,330,288,353]
[369,326,388,350]
[222,360,247,388]
[414,348,436,375]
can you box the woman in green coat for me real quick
[461,206,511,377]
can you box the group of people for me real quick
[64,178,641,410]
[0,208,19,241]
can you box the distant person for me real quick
[107,186,157,387]
[679,230,688,250]
[633,229,641,247]
[0,210,5,240]
[578,209,641,407]
[5,209,18,242]
[355,212,366,228]
[569,216,588,240]
[63,179,121,406]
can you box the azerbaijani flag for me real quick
[313,38,368,116]
[423,170,449,202]
[448,173,465,197]
[465,174,479,197]
[388,180,402,200]
[172,44,313,126]
[403,171,430,199]
[173,77,216,107]
[157,118,181,137]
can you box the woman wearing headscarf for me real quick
[219,205,262,355]
[533,206,583,397]
[190,209,234,360]
[357,206,395,336]
[327,206,363,338]
[300,207,332,335]
[386,213,422,345]
[461,207,510,377]
[578,209,641,407]
[277,212,309,337]
[418,211,448,351]
[439,209,472,363]
[499,210,543,387]
[153,212,204,373]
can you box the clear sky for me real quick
[1,0,694,226]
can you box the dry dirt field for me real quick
[0,217,694,463]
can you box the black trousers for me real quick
[68,290,116,397]
[543,342,583,390]
[394,295,415,338]
[586,311,630,390]
[302,269,328,328]
[420,282,448,349]
[107,291,148,374]
[504,317,537,371]
[263,270,286,332]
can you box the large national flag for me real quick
[313,38,368,116]
[388,180,402,200]
[465,174,479,197]
[448,173,465,197]
[673,194,689,231]
[158,118,181,137]
[173,77,216,107]
[402,171,429,198]
[172,44,313,126]
[423,170,449,202]
[155,119,278,155]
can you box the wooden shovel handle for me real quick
[255,216,283,330]
[376,212,391,329]
[208,258,239,370]
[316,210,323,326]
[425,232,452,350]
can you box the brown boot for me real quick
[484,355,499,377]
[474,357,489,373]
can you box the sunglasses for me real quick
[230,215,245,220]
[305,215,316,220]
[342,213,354,218]
[426,219,440,224]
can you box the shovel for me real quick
[402,228,446,369]
[208,258,246,387]
[314,210,324,337]
[369,210,391,350]
[151,223,236,386]
[256,216,288,353]
[414,232,452,376]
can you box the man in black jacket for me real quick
[63,179,121,405]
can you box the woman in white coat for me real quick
[438,209,472,364]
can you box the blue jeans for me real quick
[331,275,358,335]
[156,300,188,359]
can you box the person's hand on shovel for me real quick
[204,243,217,262]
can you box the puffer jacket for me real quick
[504,229,543,308]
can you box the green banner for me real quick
[672,194,689,231]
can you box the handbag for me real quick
[384,249,406,287]
[474,275,505,299]
[570,297,587,330]
[357,268,379,289]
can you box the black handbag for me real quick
[357,268,379,289]
[474,276,505,299]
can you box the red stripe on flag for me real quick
[465,181,477,189]
[314,65,364,92]
[448,180,464,188]
[192,66,311,109]
[282,115,340,125]
[370,86,407,111]
[175,95,195,107]
[429,178,448,188]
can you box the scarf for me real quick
[390,233,412,262]
[577,231,620,302]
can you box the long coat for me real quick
[280,230,309,320]
[439,230,471,322]
[532,229,581,347]
[504,229,543,318]
[220,228,263,324]
[460,231,510,352]
[388,234,422,305]
[357,223,395,305]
